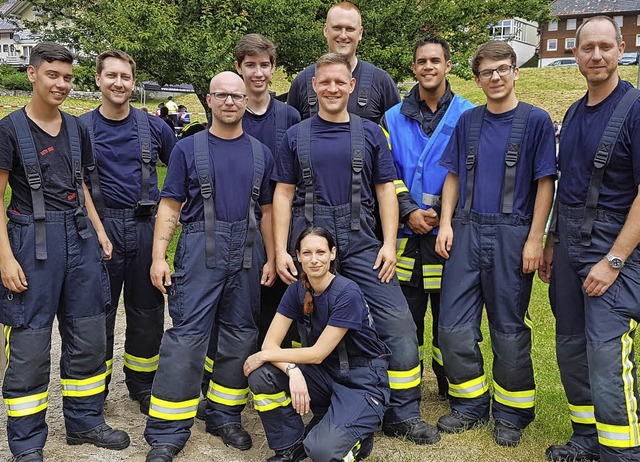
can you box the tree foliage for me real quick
[24,0,552,112]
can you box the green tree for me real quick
[24,0,551,114]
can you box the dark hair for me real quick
[315,52,352,74]
[96,50,136,77]
[471,41,517,77]
[413,34,451,62]
[576,15,622,48]
[295,226,337,315]
[234,33,277,66]
[159,106,169,117]
[29,42,74,68]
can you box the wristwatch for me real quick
[606,253,625,270]
[285,363,298,376]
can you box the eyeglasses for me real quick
[477,65,515,81]
[209,92,247,103]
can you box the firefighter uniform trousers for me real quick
[102,208,164,398]
[144,219,263,450]
[439,210,535,429]
[551,204,640,460]
[249,359,390,461]
[290,204,421,424]
[2,210,109,456]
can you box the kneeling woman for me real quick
[244,226,390,462]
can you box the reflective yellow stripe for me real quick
[422,265,442,277]
[4,391,48,417]
[396,257,415,270]
[388,365,421,390]
[448,375,490,399]
[124,352,159,373]
[493,382,535,409]
[621,319,640,446]
[423,278,441,290]
[524,310,533,330]
[432,345,443,366]
[568,403,595,425]
[393,179,409,195]
[381,126,392,150]
[252,391,292,412]
[105,359,113,377]
[148,395,199,420]
[204,356,214,374]
[396,238,414,282]
[207,382,249,407]
[597,422,636,448]
[342,438,362,462]
[4,325,11,369]
[60,372,107,397]
[291,341,302,348]
[396,267,412,282]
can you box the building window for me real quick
[22,46,32,57]
[614,16,623,27]
[547,39,557,51]
[637,14,640,26]
[637,34,640,47]
[567,18,577,30]
[2,44,7,53]
[548,21,558,31]
[491,19,514,39]
[565,38,575,49]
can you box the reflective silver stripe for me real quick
[124,357,159,370]
[452,380,486,395]
[422,193,441,207]
[207,387,249,402]
[6,397,48,412]
[62,378,106,392]
[494,389,535,405]
[570,410,595,419]
[598,429,630,442]
[254,395,289,407]
[149,402,198,415]
[388,372,421,384]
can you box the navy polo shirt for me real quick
[274,115,397,209]
[242,97,301,155]
[558,79,640,213]
[161,131,274,223]
[439,104,557,216]
[277,274,387,360]
[81,107,176,209]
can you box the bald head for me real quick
[209,71,246,94]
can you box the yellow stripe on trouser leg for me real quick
[105,358,113,378]
[597,422,638,448]
[493,381,535,409]
[207,381,249,406]
[124,351,160,373]
[148,395,199,420]
[60,372,108,397]
[432,345,443,367]
[616,319,640,447]
[204,356,214,374]
[388,365,421,390]
[252,391,292,412]
[448,375,490,399]
[568,403,595,425]
[342,439,363,462]
[4,325,11,369]
[4,391,49,417]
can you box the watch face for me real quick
[609,255,624,269]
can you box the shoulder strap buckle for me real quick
[593,145,610,169]
[25,169,42,190]
[352,149,363,172]
[465,149,476,170]
[505,144,519,167]
[199,177,212,199]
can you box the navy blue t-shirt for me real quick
[439,104,557,216]
[558,80,640,213]
[277,274,387,361]
[0,109,94,213]
[287,60,400,124]
[161,131,274,223]
[242,97,301,155]
[274,115,397,209]
[80,107,176,209]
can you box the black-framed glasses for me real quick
[477,65,515,81]
[209,92,247,103]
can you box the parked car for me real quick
[619,52,639,66]
[547,58,577,67]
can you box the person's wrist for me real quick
[285,363,298,377]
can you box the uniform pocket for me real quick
[0,286,24,326]
[167,270,186,323]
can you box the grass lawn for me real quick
[1,65,639,460]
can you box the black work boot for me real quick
[207,422,252,450]
[437,410,488,434]
[66,423,130,450]
[266,440,306,462]
[545,441,600,461]
[382,417,441,444]
[493,420,523,447]
[146,445,180,462]
[12,449,43,462]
